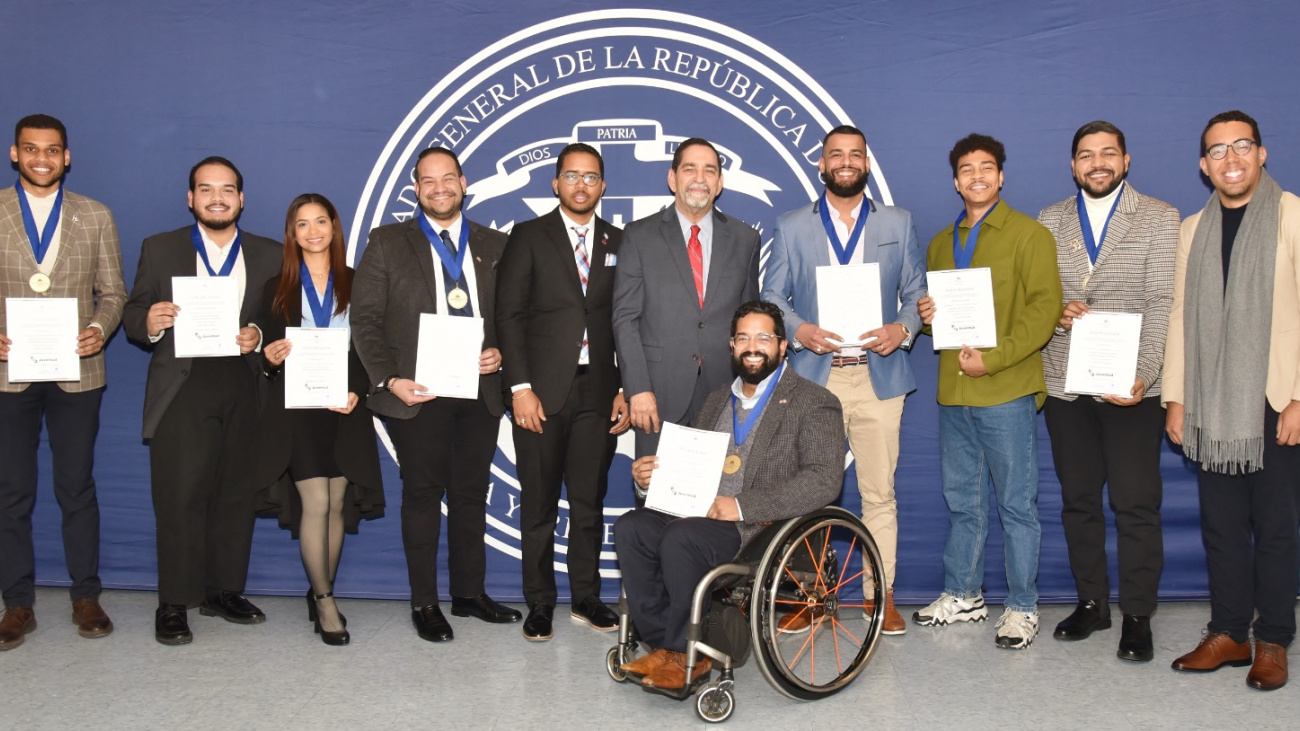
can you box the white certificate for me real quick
[171,276,240,357]
[283,327,350,409]
[5,297,80,382]
[414,313,483,399]
[645,421,730,518]
[927,267,998,350]
[816,263,883,347]
[1064,311,1143,396]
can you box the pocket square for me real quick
[604,253,617,267]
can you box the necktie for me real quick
[573,226,590,364]
[439,229,473,317]
[688,224,704,308]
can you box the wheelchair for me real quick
[605,506,886,723]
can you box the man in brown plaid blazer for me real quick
[0,115,125,650]
[1036,120,1179,663]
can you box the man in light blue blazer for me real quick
[762,125,926,635]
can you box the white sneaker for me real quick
[912,593,988,626]
[994,608,1039,650]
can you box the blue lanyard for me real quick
[818,192,869,265]
[731,361,785,447]
[299,260,335,328]
[418,214,469,281]
[952,202,998,270]
[190,223,241,277]
[1077,185,1123,266]
[15,179,63,266]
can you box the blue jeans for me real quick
[938,395,1041,612]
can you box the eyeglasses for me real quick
[731,333,781,346]
[559,172,602,186]
[1204,139,1257,160]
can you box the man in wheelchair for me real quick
[614,301,846,691]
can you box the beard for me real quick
[824,167,869,198]
[732,349,779,384]
[191,206,241,231]
[1076,169,1126,198]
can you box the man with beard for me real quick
[762,125,926,635]
[124,157,282,644]
[612,138,761,460]
[1165,111,1300,690]
[351,147,520,643]
[496,143,631,641]
[0,114,125,649]
[614,301,844,690]
[1036,120,1179,662]
[915,134,1060,650]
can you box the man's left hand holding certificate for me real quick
[640,421,731,518]
[3,297,80,381]
[170,276,240,357]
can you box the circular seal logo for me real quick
[352,9,890,582]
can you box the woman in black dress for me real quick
[255,193,383,645]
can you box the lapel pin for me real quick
[778,399,788,404]
[71,214,80,224]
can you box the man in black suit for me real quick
[123,157,282,645]
[496,143,631,641]
[351,147,521,643]
[612,138,761,459]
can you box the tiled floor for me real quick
[2,587,1296,730]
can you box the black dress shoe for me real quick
[523,602,554,641]
[412,604,454,642]
[1117,614,1153,662]
[1053,600,1111,641]
[570,595,619,632]
[155,605,192,646]
[199,590,266,624]
[450,594,522,623]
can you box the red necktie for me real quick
[688,224,704,308]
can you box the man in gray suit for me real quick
[762,124,926,635]
[612,138,761,458]
[615,301,845,690]
[0,114,125,649]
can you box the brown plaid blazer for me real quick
[1037,184,1180,400]
[0,185,126,392]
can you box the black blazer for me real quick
[123,226,282,439]
[350,217,507,419]
[250,271,385,533]
[495,208,622,414]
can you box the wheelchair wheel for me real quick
[694,681,736,723]
[749,507,885,700]
[606,646,630,683]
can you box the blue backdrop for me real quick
[4,0,1298,605]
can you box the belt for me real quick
[831,354,870,368]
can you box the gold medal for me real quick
[723,454,742,475]
[29,272,51,293]
[447,287,469,310]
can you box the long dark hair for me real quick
[271,193,352,322]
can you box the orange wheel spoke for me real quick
[836,534,858,589]
[829,618,845,673]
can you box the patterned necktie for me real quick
[573,226,590,364]
[438,229,473,317]
[687,224,704,308]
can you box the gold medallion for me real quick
[29,272,51,293]
[723,454,742,475]
[447,287,469,310]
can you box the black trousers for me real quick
[150,358,258,607]
[614,509,739,652]
[1196,404,1300,646]
[0,384,103,607]
[1043,395,1165,615]
[513,369,615,605]
[385,396,498,607]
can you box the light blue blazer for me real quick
[761,197,927,400]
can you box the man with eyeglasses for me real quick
[496,142,631,642]
[612,138,761,460]
[614,300,845,691]
[1163,110,1300,690]
[1036,120,1179,662]
[761,124,926,636]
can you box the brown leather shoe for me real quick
[0,606,37,650]
[1171,631,1252,672]
[71,598,113,639]
[882,592,906,635]
[620,647,671,677]
[643,651,711,689]
[1247,640,1288,690]
[777,604,826,634]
